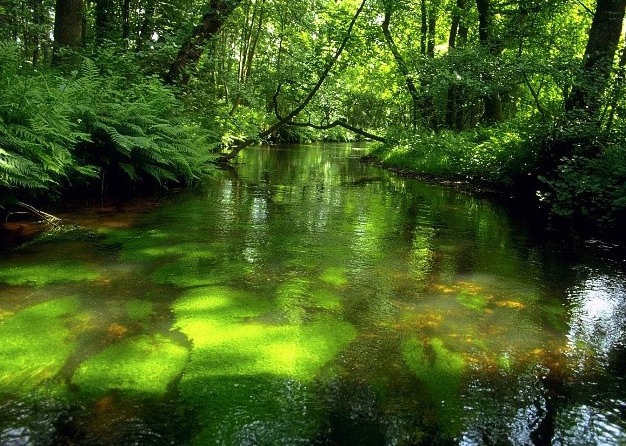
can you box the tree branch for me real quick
[216,0,368,162]
[287,119,386,143]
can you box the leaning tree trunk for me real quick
[164,0,243,85]
[565,0,626,118]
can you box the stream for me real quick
[0,143,625,445]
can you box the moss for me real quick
[72,334,188,397]
[0,260,101,286]
[401,337,465,436]
[173,284,356,445]
[174,285,356,381]
[0,298,80,393]
[319,267,348,287]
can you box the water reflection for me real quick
[567,272,626,359]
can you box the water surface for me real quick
[0,143,625,445]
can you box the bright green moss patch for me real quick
[173,285,356,381]
[72,334,188,397]
[0,261,101,286]
[173,284,356,444]
[320,267,348,287]
[0,297,80,393]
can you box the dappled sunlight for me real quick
[566,274,626,360]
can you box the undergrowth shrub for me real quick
[371,121,532,185]
[536,123,626,231]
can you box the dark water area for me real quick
[0,143,625,445]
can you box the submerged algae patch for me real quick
[173,285,356,445]
[173,285,356,380]
[320,267,348,287]
[457,290,491,311]
[0,297,80,393]
[402,337,465,435]
[125,299,153,321]
[0,261,101,286]
[72,334,188,397]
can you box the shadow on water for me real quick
[0,143,625,445]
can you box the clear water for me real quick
[0,143,624,445]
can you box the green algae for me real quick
[456,290,490,311]
[125,299,153,321]
[172,284,356,445]
[173,285,356,380]
[0,297,80,393]
[319,267,348,287]
[0,260,101,286]
[72,334,188,397]
[401,337,465,436]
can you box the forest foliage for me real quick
[1,0,625,233]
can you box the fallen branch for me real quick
[287,119,386,143]
[16,201,62,226]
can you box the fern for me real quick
[0,41,215,202]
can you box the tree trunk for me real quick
[565,0,626,117]
[164,0,243,86]
[448,0,466,49]
[136,0,157,51]
[446,0,469,129]
[420,0,427,55]
[30,0,46,65]
[606,38,626,130]
[476,0,503,124]
[427,3,437,57]
[95,0,117,42]
[121,0,131,41]
[52,0,83,65]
